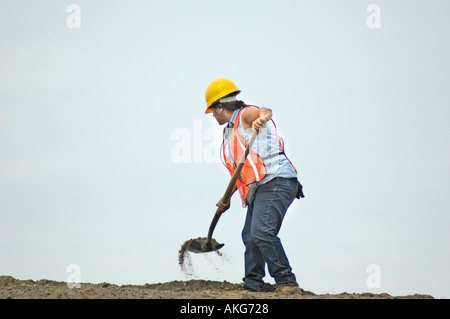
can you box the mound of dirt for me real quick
[0,276,434,299]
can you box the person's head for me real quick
[204,79,246,124]
[209,94,246,125]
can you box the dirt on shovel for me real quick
[178,237,223,277]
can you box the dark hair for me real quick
[211,99,246,112]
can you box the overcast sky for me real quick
[1,0,449,298]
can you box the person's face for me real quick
[212,107,228,125]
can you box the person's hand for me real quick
[252,117,266,131]
[216,198,230,214]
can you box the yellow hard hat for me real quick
[204,78,241,114]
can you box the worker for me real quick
[204,78,305,294]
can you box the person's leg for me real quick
[241,203,266,292]
[251,177,299,287]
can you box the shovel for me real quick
[186,130,258,253]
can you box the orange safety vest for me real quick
[221,106,296,207]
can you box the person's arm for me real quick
[216,185,237,214]
[241,107,272,131]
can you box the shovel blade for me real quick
[186,237,224,253]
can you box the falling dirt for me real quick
[178,242,195,278]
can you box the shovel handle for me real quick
[207,130,258,244]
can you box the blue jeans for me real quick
[241,177,299,292]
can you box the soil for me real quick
[0,276,434,299]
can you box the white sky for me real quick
[1,0,449,298]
